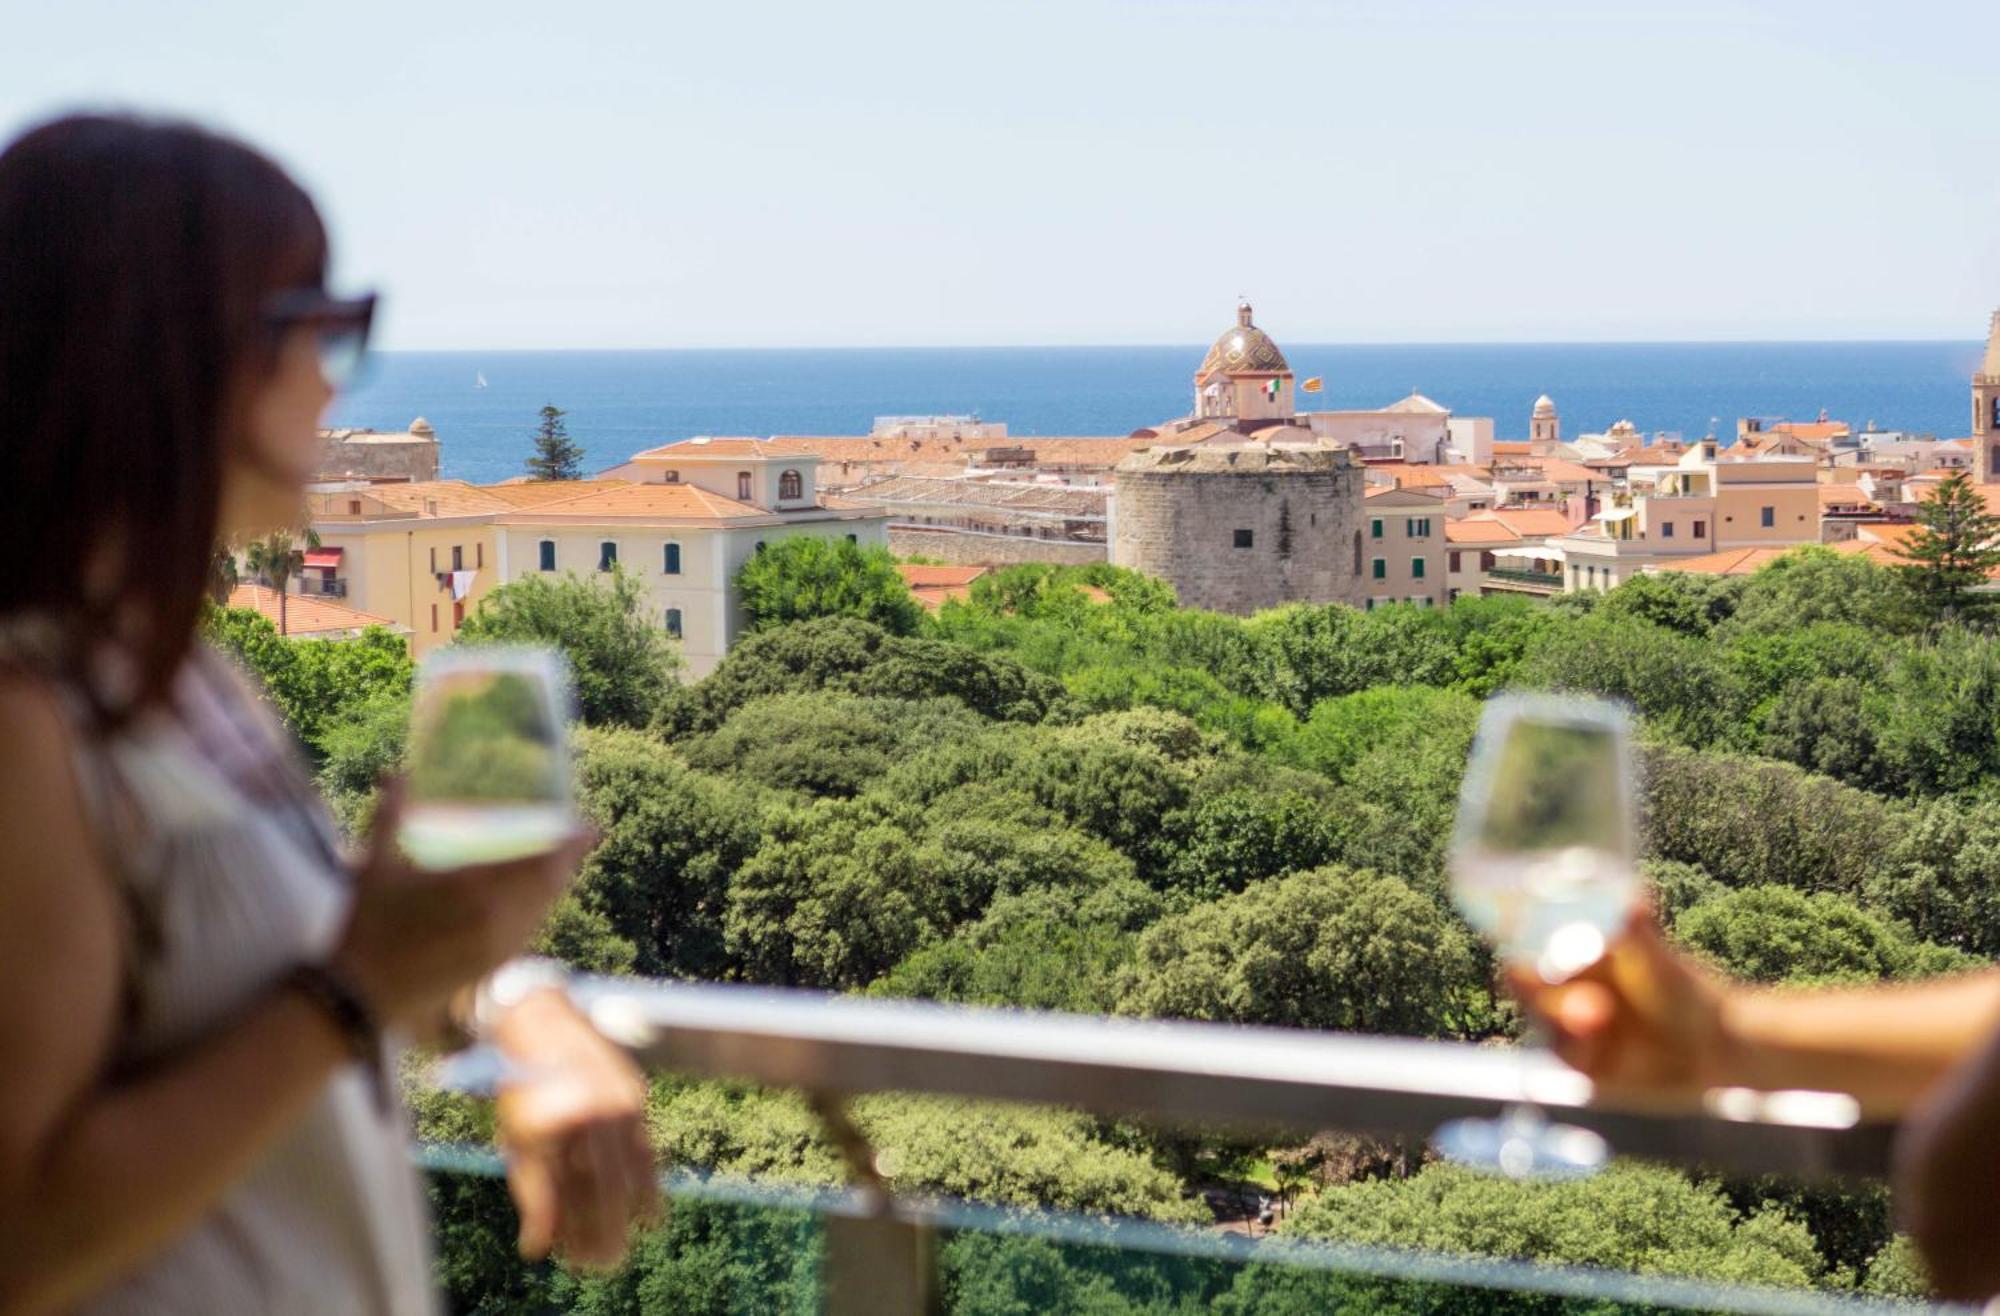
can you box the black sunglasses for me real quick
[263,289,378,389]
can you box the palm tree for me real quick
[207,546,240,605]
[239,527,321,636]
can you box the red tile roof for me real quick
[226,585,405,638]
[1444,519,1522,546]
[896,564,991,589]
[496,483,765,521]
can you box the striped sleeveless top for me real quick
[51,643,436,1315]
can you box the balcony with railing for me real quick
[419,978,1958,1315]
[289,573,348,598]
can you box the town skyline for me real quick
[8,0,1998,352]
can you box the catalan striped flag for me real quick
[1301,376,1324,393]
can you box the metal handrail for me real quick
[568,977,1894,1180]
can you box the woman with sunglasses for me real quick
[0,115,658,1313]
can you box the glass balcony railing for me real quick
[1484,567,1565,589]
[419,979,1964,1315]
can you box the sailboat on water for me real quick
[474,370,489,390]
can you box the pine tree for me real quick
[524,404,585,481]
[1895,472,2000,621]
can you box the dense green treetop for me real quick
[458,568,681,728]
[735,535,926,636]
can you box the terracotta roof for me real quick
[632,437,809,460]
[1771,421,1850,442]
[1479,508,1574,537]
[1491,442,1537,456]
[896,565,991,589]
[1856,522,1923,550]
[1818,485,1875,509]
[226,584,405,638]
[1650,547,1800,576]
[497,483,765,521]
[363,480,514,516]
[476,479,632,506]
[1529,458,1603,484]
[1445,519,1523,546]
[1365,485,1447,503]
[1372,464,1454,490]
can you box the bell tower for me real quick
[1530,394,1560,448]
[1978,310,2000,483]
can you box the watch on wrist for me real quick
[470,957,571,1037]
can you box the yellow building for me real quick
[494,439,889,675]
[1555,439,1819,591]
[303,481,510,655]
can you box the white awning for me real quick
[1594,507,1637,523]
[1491,545,1567,564]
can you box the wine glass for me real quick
[1433,692,1636,1178]
[398,646,576,871]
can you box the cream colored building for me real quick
[1555,440,1819,591]
[1361,486,1448,609]
[495,438,889,675]
[304,481,511,656]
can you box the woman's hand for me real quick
[1506,910,1739,1102]
[331,782,595,1032]
[492,991,660,1268]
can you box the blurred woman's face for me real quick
[218,326,334,540]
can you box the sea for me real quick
[325,342,1990,485]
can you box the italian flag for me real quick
[1264,378,1281,400]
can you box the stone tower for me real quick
[1193,302,1296,424]
[1976,310,2000,483]
[1531,394,1560,447]
[1111,443,1365,614]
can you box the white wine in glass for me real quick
[1435,692,1637,1177]
[398,646,575,870]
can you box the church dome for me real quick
[1197,302,1290,378]
[409,416,436,436]
[1533,394,1556,415]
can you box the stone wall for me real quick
[1110,445,1364,614]
[890,527,1106,566]
[314,432,440,483]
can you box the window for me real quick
[429,546,437,573]
[1371,558,1387,580]
[1660,521,1675,539]
[845,533,858,545]
[476,543,484,569]
[1760,506,1775,528]
[347,499,361,515]
[664,608,683,639]
[451,545,463,571]
[664,542,682,575]
[755,541,766,555]
[779,469,803,500]
[538,540,556,571]
[1412,558,1426,580]
[430,603,438,632]
[1370,518,1384,539]
[452,600,464,627]
[598,541,617,572]
[1693,520,1707,538]
[1449,551,1462,572]
[1482,551,1496,570]
[737,472,753,500]
[1365,598,1376,612]
[1353,530,1362,573]
[1233,528,1254,549]
[662,469,680,483]
[1406,517,1431,538]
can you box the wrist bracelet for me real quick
[285,963,390,1112]
[470,958,571,1037]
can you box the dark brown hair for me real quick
[0,113,328,720]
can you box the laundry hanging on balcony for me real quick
[448,570,477,601]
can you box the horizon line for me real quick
[366,335,1984,355]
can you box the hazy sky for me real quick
[5,0,1997,349]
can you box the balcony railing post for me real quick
[810,1092,940,1316]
